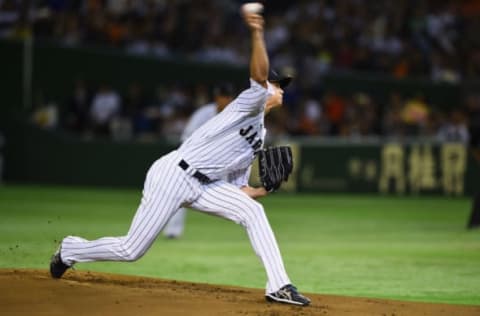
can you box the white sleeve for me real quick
[226,166,252,188]
[233,79,272,113]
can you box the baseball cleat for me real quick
[49,249,71,279]
[265,284,311,306]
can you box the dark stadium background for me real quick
[0,0,479,311]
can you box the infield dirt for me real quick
[1,269,479,316]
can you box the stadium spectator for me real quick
[342,93,379,138]
[122,82,149,135]
[382,92,406,138]
[31,92,59,130]
[436,109,470,143]
[89,84,121,137]
[8,0,471,80]
[295,97,323,136]
[3,0,479,141]
[323,92,347,135]
[401,94,430,135]
[64,79,91,134]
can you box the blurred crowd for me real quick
[31,78,480,145]
[1,0,480,143]
[1,0,480,81]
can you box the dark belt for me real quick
[178,160,212,184]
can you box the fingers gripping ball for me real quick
[242,2,264,14]
[258,146,294,192]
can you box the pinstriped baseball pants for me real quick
[60,151,291,293]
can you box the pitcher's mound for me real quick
[1,269,478,316]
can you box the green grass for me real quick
[0,185,479,305]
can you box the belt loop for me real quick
[179,159,189,170]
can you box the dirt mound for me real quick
[1,269,478,316]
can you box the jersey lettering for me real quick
[240,125,263,151]
[239,125,253,136]
[252,139,263,151]
[179,80,269,180]
[246,132,257,143]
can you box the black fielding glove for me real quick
[258,146,293,192]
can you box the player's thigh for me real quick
[190,181,263,224]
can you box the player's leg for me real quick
[163,207,187,238]
[60,199,178,264]
[57,152,197,266]
[189,181,291,294]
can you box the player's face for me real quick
[269,83,284,107]
[265,83,284,114]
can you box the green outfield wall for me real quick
[296,142,478,195]
[3,126,479,195]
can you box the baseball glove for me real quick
[258,146,293,192]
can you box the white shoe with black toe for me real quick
[265,284,311,306]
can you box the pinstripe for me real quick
[106,157,179,259]
[59,79,291,294]
[124,159,179,249]
[61,152,199,263]
[165,102,225,236]
[188,132,240,161]
[211,184,288,290]
[214,184,286,270]
[125,169,188,254]
[123,165,172,245]
[199,187,282,284]
[123,154,196,256]
[190,181,290,292]
[197,186,286,292]
[178,80,267,180]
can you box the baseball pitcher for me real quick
[50,5,310,306]
[163,84,235,239]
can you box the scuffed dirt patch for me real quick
[1,269,479,316]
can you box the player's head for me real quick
[213,83,235,111]
[266,69,293,111]
[268,69,293,90]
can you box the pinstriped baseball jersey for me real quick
[58,78,292,294]
[53,4,303,297]
[164,101,253,238]
[179,102,253,186]
[178,79,272,181]
[180,103,217,142]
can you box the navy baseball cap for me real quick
[268,69,293,88]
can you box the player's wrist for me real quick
[251,29,264,37]
[258,187,268,197]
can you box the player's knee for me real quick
[241,200,266,226]
[124,249,145,262]
[120,243,145,262]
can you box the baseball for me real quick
[242,2,264,14]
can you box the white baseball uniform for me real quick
[163,103,219,238]
[60,79,291,293]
